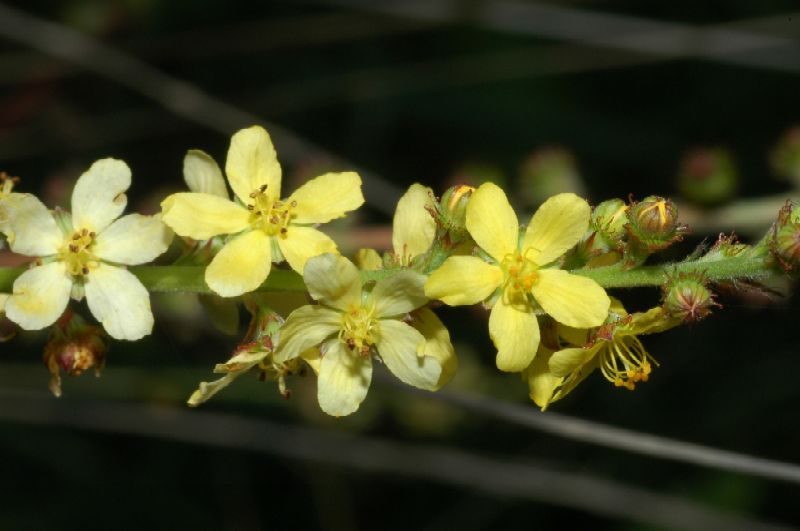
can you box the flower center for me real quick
[60,228,97,277]
[339,306,379,355]
[598,334,659,391]
[247,184,296,238]
[501,250,539,295]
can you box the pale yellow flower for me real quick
[161,125,364,297]
[274,253,442,416]
[3,159,173,340]
[425,183,610,372]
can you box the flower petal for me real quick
[161,193,249,240]
[548,345,601,377]
[318,339,372,417]
[523,193,590,266]
[225,125,282,203]
[183,149,228,198]
[278,226,338,274]
[288,172,364,224]
[71,158,131,233]
[532,269,610,328]
[466,182,518,262]
[303,253,361,311]
[489,297,540,372]
[5,262,71,330]
[205,229,271,297]
[392,184,435,259]
[377,319,441,390]
[1,193,61,256]
[370,270,427,318]
[84,263,153,340]
[273,305,341,363]
[354,248,382,270]
[411,308,457,390]
[424,256,502,306]
[523,346,560,410]
[94,214,173,265]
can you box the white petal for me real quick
[273,305,341,363]
[5,262,71,330]
[94,214,173,265]
[370,270,427,318]
[303,253,362,311]
[84,263,153,340]
[71,158,131,233]
[318,340,372,417]
[377,319,441,390]
[1,193,61,256]
[183,149,228,198]
[392,184,436,259]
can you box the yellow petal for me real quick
[548,345,601,377]
[523,346,560,410]
[85,263,153,340]
[424,256,502,306]
[303,253,361,311]
[273,305,340,363]
[411,308,457,390]
[278,226,338,274]
[489,297,540,372]
[627,306,682,335]
[94,214,173,265]
[161,192,249,240]
[225,125,282,203]
[183,149,228,198]
[392,184,435,259]
[523,193,590,266]
[531,269,610,328]
[5,262,71,330]
[1,193,61,256]
[465,182,518,262]
[288,172,364,224]
[370,270,427,318]
[71,158,130,233]
[205,230,271,297]
[354,248,382,270]
[318,339,372,417]
[376,319,441,391]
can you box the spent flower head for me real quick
[161,125,364,297]
[3,159,172,340]
[425,183,610,372]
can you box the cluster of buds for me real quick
[43,310,107,397]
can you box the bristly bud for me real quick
[437,184,474,237]
[592,198,629,242]
[677,147,738,206]
[662,271,719,323]
[44,310,108,397]
[770,201,800,271]
[770,126,800,187]
[563,199,628,269]
[626,195,687,253]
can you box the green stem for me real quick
[0,255,777,294]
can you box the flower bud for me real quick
[591,198,628,241]
[626,196,685,252]
[439,184,474,234]
[774,221,800,268]
[662,273,717,322]
[44,310,107,397]
[677,148,738,206]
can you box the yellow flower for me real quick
[425,183,610,372]
[525,300,681,409]
[274,253,442,416]
[3,159,173,340]
[161,125,364,297]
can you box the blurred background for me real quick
[1,1,800,529]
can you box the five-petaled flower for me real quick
[425,183,610,372]
[2,159,173,340]
[274,253,443,416]
[160,125,364,297]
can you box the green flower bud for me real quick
[626,196,686,255]
[677,147,738,206]
[662,273,717,322]
[439,184,474,233]
[591,198,628,241]
[774,221,800,268]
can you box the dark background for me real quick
[1,1,799,529]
